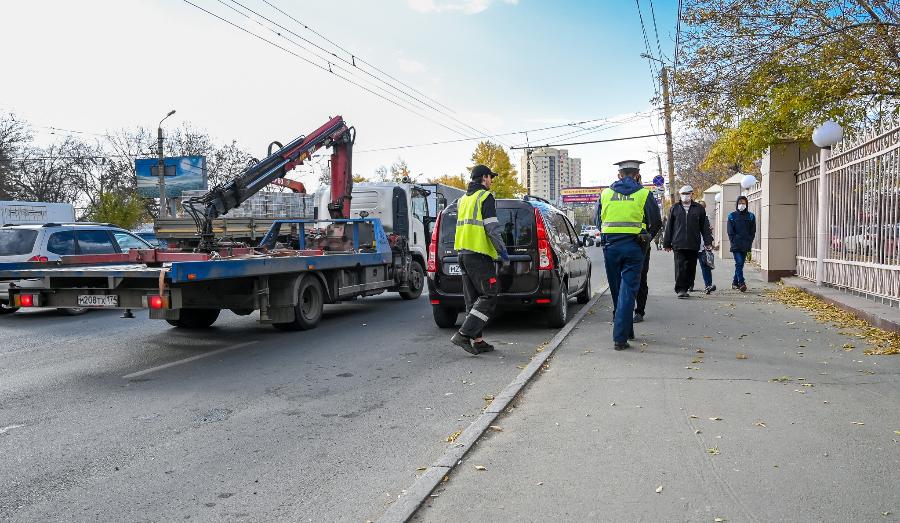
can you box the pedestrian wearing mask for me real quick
[727,195,756,292]
[663,186,713,298]
[692,200,716,294]
[595,160,662,350]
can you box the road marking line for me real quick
[0,424,24,434]
[122,341,259,379]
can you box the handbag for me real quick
[703,250,715,270]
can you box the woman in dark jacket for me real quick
[663,186,714,297]
[726,195,756,291]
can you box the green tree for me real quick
[676,0,900,167]
[469,141,526,198]
[89,192,146,229]
[352,174,369,183]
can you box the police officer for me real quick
[450,164,510,355]
[595,160,662,350]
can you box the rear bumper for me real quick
[427,270,561,311]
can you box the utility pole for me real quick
[157,109,176,218]
[660,66,677,205]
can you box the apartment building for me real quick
[518,147,582,205]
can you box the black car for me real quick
[426,196,591,329]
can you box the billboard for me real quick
[136,156,207,198]
[561,186,604,204]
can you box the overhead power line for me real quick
[648,0,666,62]
[634,0,661,98]
[509,133,666,150]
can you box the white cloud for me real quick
[406,0,506,15]
[395,54,427,74]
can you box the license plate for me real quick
[77,295,119,307]
[445,264,462,276]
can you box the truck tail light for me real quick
[27,255,48,262]
[427,211,441,274]
[16,294,39,307]
[144,295,169,309]
[534,208,554,271]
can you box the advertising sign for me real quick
[561,186,603,204]
[136,156,207,198]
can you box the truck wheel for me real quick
[273,276,324,331]
[399,261,425,300]
[546,281,569,328]
[167,308,220,329]
[0,302,18,314]
[576,272,592,304]
[432,306,459,328]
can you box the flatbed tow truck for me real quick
[0,116,425,330]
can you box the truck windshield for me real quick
[0,229,38,256]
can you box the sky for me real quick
[0,0,678,191]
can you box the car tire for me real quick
[273,276,324,331]
[166,308,220,329]
[432,306,459,328]
[547,280,569,328]
[576,273,592,304]
[58,307,89,316]
[399,261,425,300]
[0,302,18,314]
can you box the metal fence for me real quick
[746,180,763,264]
[795,117,900,304]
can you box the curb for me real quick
[781,277,900,334]
[378,286,609,523]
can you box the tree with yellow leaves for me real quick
[470,141,527,199]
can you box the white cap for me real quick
[679,185,694,194]
[614,160,644,170]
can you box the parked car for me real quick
[0,223,153,315]
[843,225,875,254]
[426,197,592,329]
[133,230,169,249]
[580,225,600,246]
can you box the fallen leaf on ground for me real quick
[852,421,865,426]
[696,348,705,353]
[736,353,748,359]
[689,415,699,419]
[474,465,486,471]
[894,430,900,435]
[802,383,814,387]
[483,395,495,401]
[707,447,720,455]
[655,485,663,493]
[715,518,727,522]
[446,431,462,443]
[691,358,703,364]
[771,376,793,382]
[536,481,543,486]
[610,402,616,406]
[709,417,723,421]
[755,421,767,428]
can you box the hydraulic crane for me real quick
[183,115,355,251]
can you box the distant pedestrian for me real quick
[654,216,666,250]
[727,195,756,292]
[596,160,662,350]
[693,201,716,294]
[663,186,713,298]
[451,164,510,355]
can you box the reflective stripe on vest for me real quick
[454,190,499,259]
[600,187,649,234]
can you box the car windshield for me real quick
[0,229,38,256]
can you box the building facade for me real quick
[519,147,582,205]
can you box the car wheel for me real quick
[0,302,19,314]
[576,273,592,304]
[547,280,569,328]
[432,306,459,328]
[399,261,425,300]
[166,308,220,329]
[273,276,324,331]
[58,307,89,316]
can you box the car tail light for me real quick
[534,208,554,270]
[535,298,551,304]
[27,255,48,262]
[430,299,440,305]
[427,211,441,274]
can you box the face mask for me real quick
[680,195,691,203]
[738,204,747,211]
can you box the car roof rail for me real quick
[522,194,552,205]
[42,222,116,228]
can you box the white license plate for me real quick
[445,264,462,276]
[77,295,119,307]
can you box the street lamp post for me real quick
[641,54,677,205]
[157,109,176,218]
[811,120,844,286]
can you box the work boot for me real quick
[472,340,494,352]
[614,341,630,351]
[739,283,747,292]
[451,332,479,355]
[633,313,644,323]
[732,283,739,290]
[705,284,716,294]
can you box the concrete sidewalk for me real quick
[412,250,900,522]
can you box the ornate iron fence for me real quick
[796,117,900,305]
[746,179,763,264]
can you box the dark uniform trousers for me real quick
[634,242,651,316]
[459,252,499,338]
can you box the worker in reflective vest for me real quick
[595,160,662,350]
[451,164,510,355]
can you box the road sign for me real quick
[653,175,665,187]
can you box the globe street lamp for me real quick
[157,109,176,218]
[812,120,843,286]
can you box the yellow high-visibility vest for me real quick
[454,189,498,258]
[600,187,649,234]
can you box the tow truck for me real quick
[0,116,426,330]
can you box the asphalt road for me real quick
[0,247,604,522]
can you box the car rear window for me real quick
[76,230,117,254]
[0,229,38,256]
[47,230,76,255]
[438,203,535,249]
